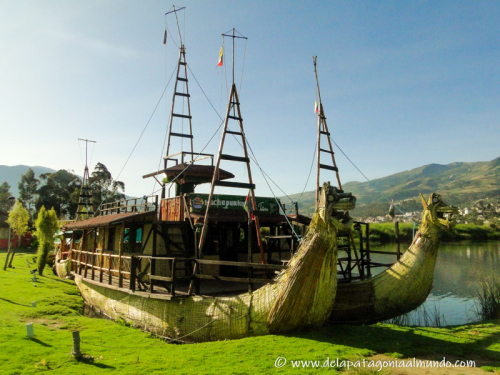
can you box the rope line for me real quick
[297,142,317,204]
[115,64,177,182]
[239,38,247,97]
[328,136,407,216]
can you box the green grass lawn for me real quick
[1,249,500,374]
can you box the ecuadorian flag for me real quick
[217,46,223,67]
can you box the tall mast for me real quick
[76,138,96,220]
[198,29,265,263]
[162,6,194,199]
[313,56,342,208]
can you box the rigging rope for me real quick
[297,142,317,204]
[328,135,407,217]
[115,63,177,182]
[239,38,247,97]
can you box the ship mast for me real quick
[313,56,342,209]
[198,29,266,264]
[76,138,96,220]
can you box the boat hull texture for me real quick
[330,231,437,324]
[75,198,343,342]
[330,193,457,324]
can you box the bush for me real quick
[35,206,60,276]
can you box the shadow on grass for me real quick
[49,277,75,286]
[28,338,53,347]
[78,354,116,370]
[286,322,500,364]
[0,297,30,307]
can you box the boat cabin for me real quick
[62,151,308,298]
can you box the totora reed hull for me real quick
[75,183,345,342]
[330,193,458,324]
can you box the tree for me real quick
[0,182,14,212]
[35,206,59,276]
[18,168,39,219]
[3,201,30,269]
[36,170,80,219]
[90,163,125,215]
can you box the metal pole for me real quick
[232,28,235,86]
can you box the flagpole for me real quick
[232,28,235,86]
[165,6,186,46]
[221,29,248,88]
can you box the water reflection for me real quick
[375,242,500,326]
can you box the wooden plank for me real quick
[172,113,192,119]
[319,164,339,172]
[228,115,242,121]
[195,274,275,284]
[196,259,285,270]
[319,148,334,154]
[219,154,250,163]
[170,132,194,139]
[175,92,190,97]
[213,181,256,189]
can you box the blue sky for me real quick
[1,1,499,200]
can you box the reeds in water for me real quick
[474,276,500,321]
[383,302,448,327]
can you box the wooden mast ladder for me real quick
[313,56,363,281]
[162,6,194,199]
[76,138,96,220]
[313,56,342,209]
[197,29,265,265]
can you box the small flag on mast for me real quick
[217,46,223,67]
[163,30,167,45]
[315,101,319,114]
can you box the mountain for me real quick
[0,165,57,197]
[286,156,500,218]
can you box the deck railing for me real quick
[70,249,286,297]
[99,195,158,216]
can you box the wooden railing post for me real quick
[91,232,97,280]
[130,256,136,292]
[108,253,112,285]
[171,258,176,296]
[149,258,154,293]
[118,223,125,288]
[366,223,371,278]
[395,221,401,260]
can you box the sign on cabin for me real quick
[190,194,280,215]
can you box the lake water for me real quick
[372,241,500,326]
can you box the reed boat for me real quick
[330,193,458,324]
[56,18,359,342]
[66,182,349,342]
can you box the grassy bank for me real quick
[367,222,500,245]
[1,249,500,374]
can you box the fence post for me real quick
[26,323,34,338]
[72,331,83,359]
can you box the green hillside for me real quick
[287,156,500,218]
